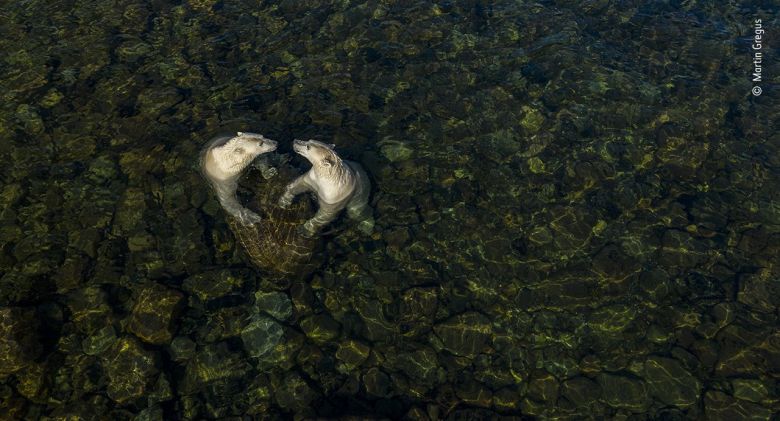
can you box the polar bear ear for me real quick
[330,143,336,149]
[320,158,333,168]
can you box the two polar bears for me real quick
[202,132,374,237]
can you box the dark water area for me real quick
[1,0,779,419]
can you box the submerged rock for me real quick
[597,373,651,412]
[300,314,341,344]
[241,315,284,359]
[182,269,247,302]
[127,284,183,345]
[104,336,158,404]
[363,367,392,397]
[355,299,397,342]
[493,387,521,411]
[65,287,113,334]
[169,336,197,362]
[134,405,165,421]
[731,378,770,403]
[396,348,439,386]
[704,390,772,421]
[82,324,117,356]
[528,371,559,403]
[737,272,779,313]
[561,376,601,409]
[433,312,492,357]
[54,255,90,293]
[399,287,438,328]
[254,291,293,321]
[335,339,371,371]
[182,342,251,394]
[379,139,414,162]
[201,306,248,342]
[520,106,545,133]
[14,360,47,401]
[456,380,493,408]
[644,355,701,408]
[275,372,319,414]
[589,304,637,335]
[470,124,517,160]
[0,307,41,378]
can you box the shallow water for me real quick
[0,0,778,419]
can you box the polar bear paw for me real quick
[357,218,375,235]
[278,193,293,209]
[260,166,278,180]
[236,208,263,226]
[297,221,317,238]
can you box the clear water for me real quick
[0,1,778,419]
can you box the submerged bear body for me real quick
[227,164,322,281]
[201,133,321,282]
[279,139,374,237]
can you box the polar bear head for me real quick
[204,132,277,181]
[292,139,339,170]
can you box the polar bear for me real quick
[201,132,278,225]
[278,139,374,237]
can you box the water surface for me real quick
[0,1,778,419]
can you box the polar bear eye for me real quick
[306,145,311,150]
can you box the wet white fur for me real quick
[201,132,277,225]
[204,132,277,181]
[280,139,373,236]
[293,139,354,204]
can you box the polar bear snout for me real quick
[235,132,277,155]
[292,139,309,157]
[292,139,337,164]
[258,138,277,154]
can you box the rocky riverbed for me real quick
[0,0,778,419]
